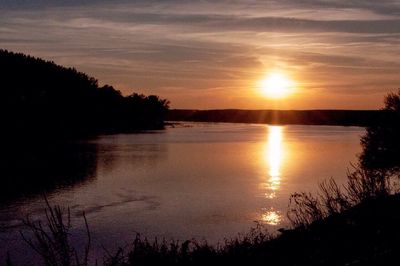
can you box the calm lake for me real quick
[0,123,365,262]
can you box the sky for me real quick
[1,0,400,110]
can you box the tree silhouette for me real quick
[360,90,400,172]
[0,49,169,137]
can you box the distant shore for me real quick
[167,109,390,127]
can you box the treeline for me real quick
[0,49,169,137]
[168,109,389,127]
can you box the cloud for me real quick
[1,0,400,109]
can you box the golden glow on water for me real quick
[261,126,285,225]
[261,208,282,225]
[263,126,284,199]
[268,126,283,178]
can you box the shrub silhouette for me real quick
[360,90,400,173]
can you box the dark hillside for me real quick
[0,49,169,137]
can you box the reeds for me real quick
[19,197,91,266]
[103,223,271,266]
[287,164,396,227]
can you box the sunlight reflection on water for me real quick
[262,126,285,224]
[261,208,282,225]
[263,126,284,199]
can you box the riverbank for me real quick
[12,193,400,265]
[104,193,400,265]
[167,109,390,127]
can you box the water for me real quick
[0,123,364,262]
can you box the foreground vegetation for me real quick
[0,49,169,137]
[6,90,400,265]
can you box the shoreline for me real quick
[167,109,388,127]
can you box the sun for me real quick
[259,71,294,99]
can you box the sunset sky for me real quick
[1,0,400,109]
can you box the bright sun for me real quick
[259,71,294,99]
